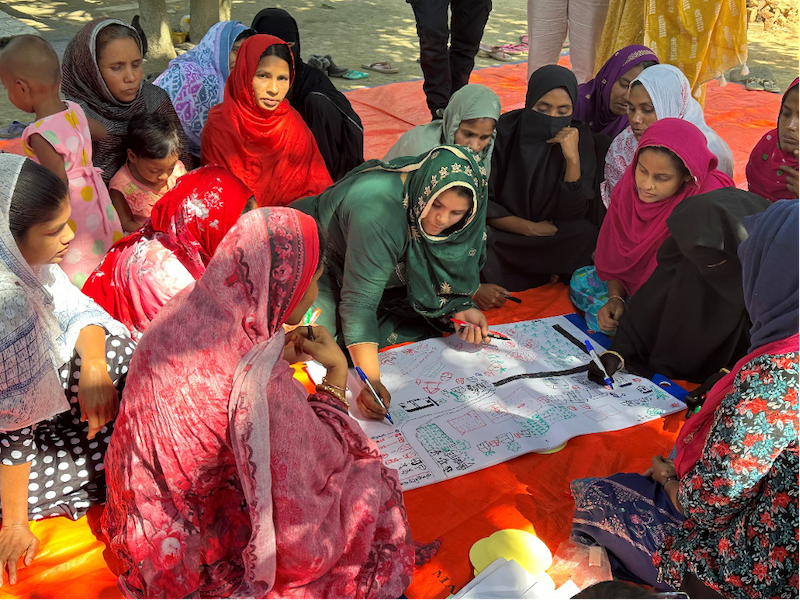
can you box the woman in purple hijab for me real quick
[574,45,659,138]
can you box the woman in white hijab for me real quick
[0,154,133,583]
[601,64,734,207]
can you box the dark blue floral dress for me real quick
[655,351,798,598]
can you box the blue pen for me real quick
[584,339,614,389]
[355,366,394,424]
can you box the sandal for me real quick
[499,42,527,54]
[361,61,399,74]
[745,77,765,91]
[520,34,529,45]
[324,54,350,77]
[477,43,514,62]
[308,54,329,72]
[762,79,781,93]
[341,70,369,80]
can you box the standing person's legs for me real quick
[567,0,611,82]
[527,0,569,80]
[409,0,452,117]
[449,0,493,96]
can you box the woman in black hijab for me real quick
[482,65,598,291]
[591,189,770,384]
[251,8,364,181]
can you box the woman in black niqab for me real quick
[601,189,770,383]
[482,65,599,290]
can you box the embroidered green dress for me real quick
[292,145,488,348]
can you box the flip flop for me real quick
[341,70,369,80]
[477,43,514,62]
[762,79,781,93]
[520,34,529,45]
[499,42,527,54]
[361,61,399,74]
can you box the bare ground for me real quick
[1,0,797,125]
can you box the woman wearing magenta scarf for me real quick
[570,200,798,598]
[570,118,734,334]
[746,78,799,202]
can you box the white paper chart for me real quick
[309,316,685,491]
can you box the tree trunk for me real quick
[138,0,176,61]
[190,0,232,43]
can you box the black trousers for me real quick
[408,0,492,114]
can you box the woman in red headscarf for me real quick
[569,118,735,333]
[101,207,414,598]
[82,166,255,339]
[746,78,799,203]
[201,34,333,206]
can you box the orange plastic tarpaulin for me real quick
[0,60,777,598]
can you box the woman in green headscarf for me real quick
[384,84,500,176]
[292,145,490,420]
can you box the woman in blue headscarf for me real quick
[154,21,254,156]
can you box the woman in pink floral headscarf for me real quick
[101,207,414,598]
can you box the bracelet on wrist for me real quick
[316,383,350,408]
[600,350,625,371]
[608,294,626,305]
[663,476,679,487]
[321,377,347,393]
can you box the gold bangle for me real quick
[321,377,347,393]
[719,368,730,374]
[316,383,350,408]
[601,350,625,371]
[608,294,626,305]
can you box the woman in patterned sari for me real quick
[154,21,254,157]
[102,206,414,598]
[81,166,255,340]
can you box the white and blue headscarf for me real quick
[0,154,126,430]
[154,21,248,155]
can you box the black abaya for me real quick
[251,8,364,181]
[611,189,770,383]
[482,65,598,290]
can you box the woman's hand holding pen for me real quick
[452,308,489,344]
[356,380,392,421]
[285,326,348,390]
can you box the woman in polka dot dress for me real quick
[0,155,133,584]
[3,36,125,289]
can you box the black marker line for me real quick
[494,364,590,387]
[552,324,590,355]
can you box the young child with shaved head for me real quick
[0,35,123,288]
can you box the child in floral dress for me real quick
[0,35,124,289]
[109,114,187,233]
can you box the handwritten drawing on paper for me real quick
[309,315,684,491]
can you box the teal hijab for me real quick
[383,85,501,177]
[308,145,488,318]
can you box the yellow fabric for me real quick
[644,0,747,96]
[595,0,645,73]
[596,0,747,99]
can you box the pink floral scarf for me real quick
[101,207,413,598]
